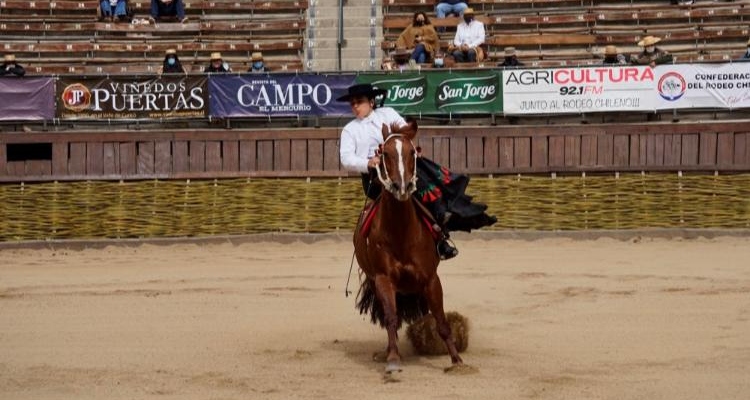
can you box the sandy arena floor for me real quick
[1,235,749,400]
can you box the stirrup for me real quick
[437,238,458,260]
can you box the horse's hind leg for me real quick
[424,275,463,365]
[373,274,402,373]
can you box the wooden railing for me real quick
[2,121,749,182]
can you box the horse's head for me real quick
[375,120,418,201]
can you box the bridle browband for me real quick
[375,133,418,197]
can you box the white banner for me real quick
[502,66,657,114]
[655,63,750,109]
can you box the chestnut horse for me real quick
[354,121,463,373]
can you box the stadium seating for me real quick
[0,0,307,74]
[381,0,750,67]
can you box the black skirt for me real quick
[361,157,496,232]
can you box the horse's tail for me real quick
[356,278,428,328]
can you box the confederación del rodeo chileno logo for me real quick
[658,71,687,101]
[61,83,92,112]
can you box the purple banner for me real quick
[0,77,55,121]
[209,74,356,117]
[56,76,208,120]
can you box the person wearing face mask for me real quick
[159,49,185,74]
[498,47,524,67]
[396,12,439,65]
[740,38,750,60]
[204,52,231,73]
[0,54,25,77]
[449,8,485,63]
[248,52,267,73]
[631,36,672,67]
[601,45,628,65]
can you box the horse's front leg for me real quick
[373,274,402,373]
[424,275,463,366]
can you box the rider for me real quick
[338,83,496,260]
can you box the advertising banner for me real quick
[355,71,503,115]
[209,74,356,117]
[56,76,208,120]
[655,63,750,109]
[502,66,657,114]
[0,77,55,121]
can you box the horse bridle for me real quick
[375,133,418,197]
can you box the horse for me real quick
[353,120,464,374]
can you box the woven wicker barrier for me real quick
[1,174,749,241]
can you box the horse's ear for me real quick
[403,118,418,140]
[381,123,390,141]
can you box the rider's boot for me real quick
[432,223,458,260]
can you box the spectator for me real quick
[602,45,628,65]
[100,0,128,22]
[248,52,267,73]
[390,47,419,71]
[149,0,187,23]
[159,49,185,74]
[741,39,750,60]
[498,47,524,67]
[631,36,672,67]
[204,52,231,73]
[396,12,439,64]
[449,8,485,63]
[435,0,468,19]
[0,54,25,77]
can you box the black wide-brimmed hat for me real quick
[336,83,387,102]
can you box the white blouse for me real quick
[339,107,407,173]
[453,19,485,49]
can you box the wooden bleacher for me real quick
[0,0,307,74]
[381,0,750,67]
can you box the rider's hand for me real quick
[367,155,380,169]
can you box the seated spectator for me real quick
[602,45,628,65]
[383,48,419,71]
[248,52,267,73]
[741,38,750,60]
[100,0,128,22]
[396,12,439,64]
[159,49,185,74]
[631,36,673,67]
[435,0,468,19]
[498,47,524,67]
[0,54,25,77]
[433,51,446,68]
[205,52,231,73]
[149,0,187,23]
[448,8,485,63]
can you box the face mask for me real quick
[434,58,443,67]
[464,16,473,23]
[415,19,424,26]
[167,57,176,66]
[253,61,264,70]
[646,46,655,53]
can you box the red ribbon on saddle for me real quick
[358,199,439,240]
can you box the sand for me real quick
[1,234,749,400]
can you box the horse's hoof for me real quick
[385,361,403,374]
[444,363,478,375]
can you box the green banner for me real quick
[355,70,503,115]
